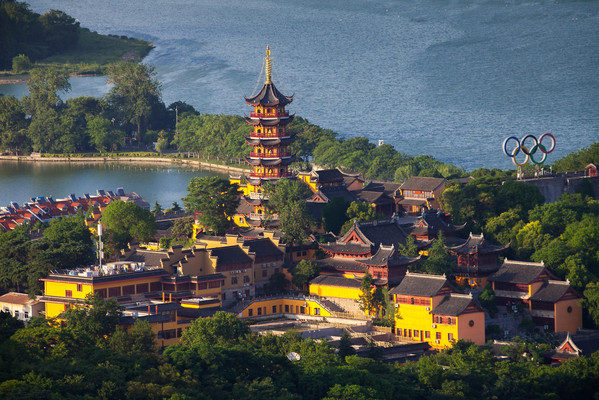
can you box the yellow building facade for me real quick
[236,296,333,318]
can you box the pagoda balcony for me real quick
[249,192,264,200]
[249,213,265,220]
[250,111,289,118]
[250,171,293,179]
[250,151,292,158]
[251,132,288,139]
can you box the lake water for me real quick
[0,160,222,207]
[0,0,597,171]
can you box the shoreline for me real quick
[0,72,102,86]
[0,155,250,175]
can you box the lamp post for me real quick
[97,222,104,269]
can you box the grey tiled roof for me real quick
[351,190,395,205]
[320,187,358,203]
[432,294,481,316]
[488,259,550,284]
[242,238,284,258]
[309,274,362,288]
[357,245,420,267]
[209,245,253,265]
[320,241,372,255]
[124,249,170,267]
[357,219,411,247]
[400,176,446,191]
[362,181,401,196]
[315,169,345,183]
[389,273,449,297]
[530,281,577,302]
[316,257,368,272]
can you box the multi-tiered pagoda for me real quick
[230,46,295,228]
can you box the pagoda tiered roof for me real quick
[447,232,509,255]
[245,82,293,107]
[245,115,295,126]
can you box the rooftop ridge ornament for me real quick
[265,45,272,84]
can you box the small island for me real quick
[0,1,153,84]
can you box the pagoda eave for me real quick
[245,115,295,126]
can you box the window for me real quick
[65,290,73,298]
[436,332,441,340]
[469,320,474,327]
[448,333,454,341]
[108,287,120,297]
[14,310,19,318]
[244,275,250,283]
[285,305,290,313]
[567,306,573,313]
[425,331,430,339]
[447,317,452,325]
[414,330,419,338]
[257,308,262,315]
[24,311,29,319]
[77,284,82,292]
[231,277,238,285]
[208,281,220,289]
[248,309,253,317]
[315,308,320,315]
[272,305,277,313]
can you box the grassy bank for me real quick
[0,28,153,83]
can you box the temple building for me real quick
[390,272,485,348]
[446,233,508,288]
[404,209,466,242]
[230,46,295,228]
[488,259,582,334]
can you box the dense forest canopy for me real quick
[1,307,598,399]
[0,0,80,70]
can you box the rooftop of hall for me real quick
[488,259,555,285]
[431,293,483,317]
[389,272,452,297]
[399,176,447,192]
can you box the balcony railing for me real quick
[250,111,289,118]
[250,132,286,138]
[249,213,264,220]
[249,192,264,200]
[249,171,293,179]
[249,151,291,158]
[494,290,529,300]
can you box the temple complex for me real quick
[230,46,295,228]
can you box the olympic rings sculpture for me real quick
[502,133,556,167]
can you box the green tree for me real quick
[40,214,94,268]
[182,177,239,235]
[322,197,350,234]
[100,200,157,251]
[264,179,313,244]
[0,94,28,154]
[357,272,377,316]
[423,232,453,277]
[583,282,599,327]
[479,283,497,316]
[106,62,162,144]
[171,216,194,238]
[291,260,319,290]
[339,201,383,235]
[337,330,356,360]
[87,116,123,153]
[38,9,80,51]
[397,234,419,257]
[181,311,250,347]
[152,201,163,215]
[11,53,31,73]
[62,293,123,342]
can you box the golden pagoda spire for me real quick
[264,45,272,84]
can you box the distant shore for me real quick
[0,155,250,175]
